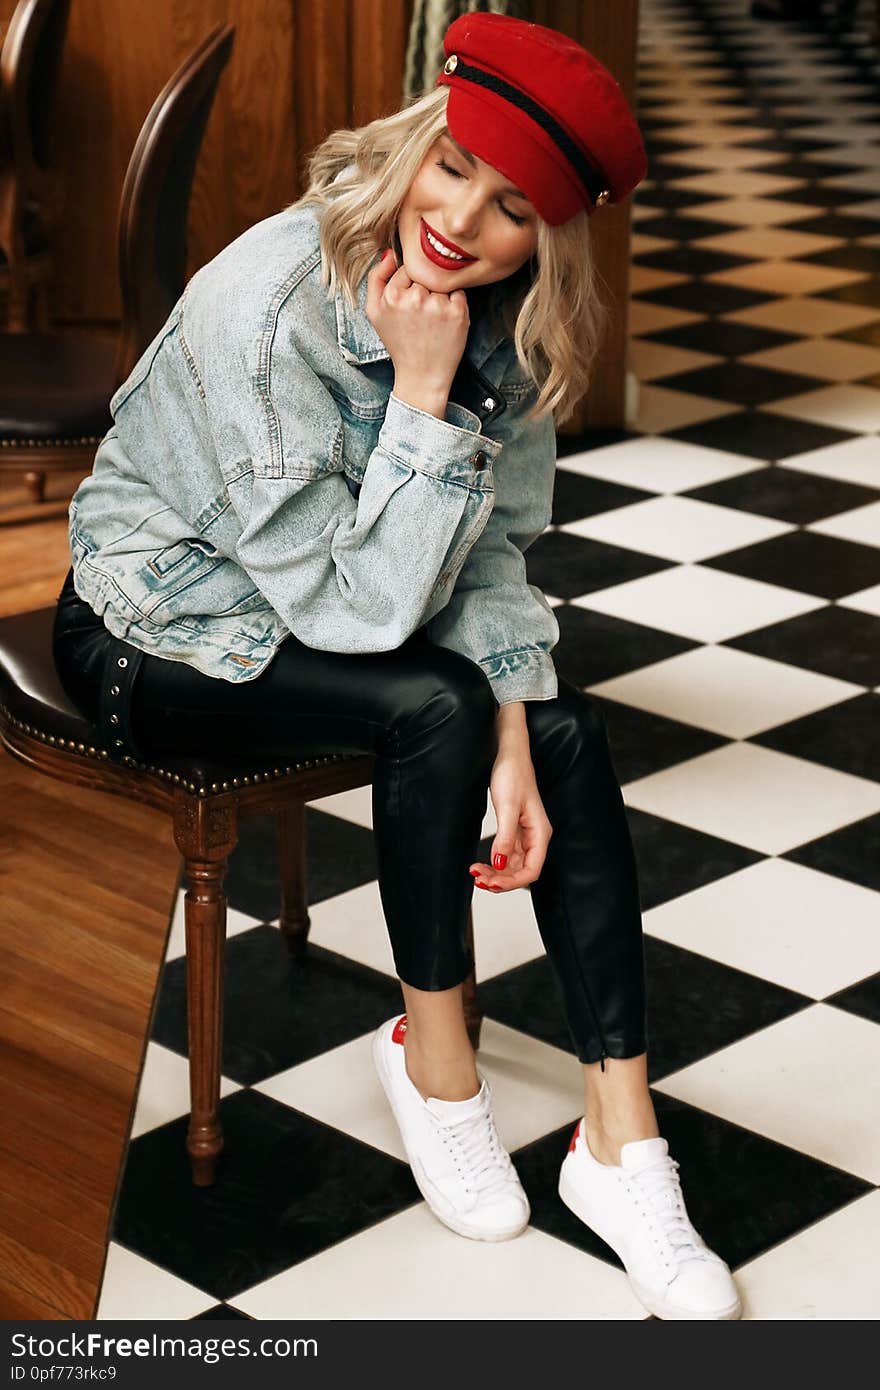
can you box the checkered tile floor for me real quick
[97,0,880,1321]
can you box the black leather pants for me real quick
[52,567,647,1065]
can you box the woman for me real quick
[53,13,742,1320]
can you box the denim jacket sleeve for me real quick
[188,278,503,653]
[425,377,560,706]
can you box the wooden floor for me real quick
[0,467,180,1318]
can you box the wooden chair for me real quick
[0,605,485,1186]
[0,0,71,333]
[0,23,234,525]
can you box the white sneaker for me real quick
[373,1014,530,1241]
[559,1119,742,1320]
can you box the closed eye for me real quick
[435,159,527,226]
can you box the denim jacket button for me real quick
[470,449,488,470]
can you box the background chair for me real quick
[0,0,71,333]
[0,605,485,1186]
[0,22,234,525]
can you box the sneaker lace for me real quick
[627,1157,711,1268]
[438,1097,514,1196]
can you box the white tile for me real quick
[769,383,880,432]
[165,895,264,962]
[710,261,868,296]
[649,124,773,148]
[307,781,374,828]
[577,565,823,643]
[631,231,678,256]
[669,170,808,198]
[629,264,688,295]
[838,198,880,222]
[663,145,794,172]
[627,300,701,336]
[724,296,880,336]
[631,384,737,433]
[589,645,861,739]
[130,1042,241,1138]
[234,1208,647,1321]
[736,1191,880,1320]
[654,1005,880,1184]
[809,499,880,548]
[802,142,880,168]
[742,337,880,383]
[687,197,823,228]
[693,227,842,259]
[562,496,790,564]
[623,742,880,856]
[643,859,880,998]
[627,338,722,382]
[784,435,880,489]
[96,1243,215,1320]
[255,1019,583,1162]
[557,436,763,494]
[839,582,880,617]
[825,168,880,195]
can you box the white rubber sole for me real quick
[372,1022,529,1243]
[558,1162,743,1321]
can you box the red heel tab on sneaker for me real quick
[568,1119,582,1153]
[392,1015,408,1045]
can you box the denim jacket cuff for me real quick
[479,648,558,705]
[380,391,503,486]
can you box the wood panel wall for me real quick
[0,0,638,413]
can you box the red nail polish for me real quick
[469,868,480,878]
[476,880,488,889]
[490,885,502,893]
[493,854,507,870]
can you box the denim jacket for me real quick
[67,195,560,705]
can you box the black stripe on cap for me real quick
[444,57,609,205]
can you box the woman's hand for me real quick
[469,746,553,892]
[365,247,469,402]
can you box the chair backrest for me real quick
[114,24,235,385]
[0,0,71,184]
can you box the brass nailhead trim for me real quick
[0,436,103,448]
[0,701,359,796]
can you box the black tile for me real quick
[818,280,880,309]
[634,187,727,212]
[765,213,880,238]
[552,605,697,690]
[627,807,763,914]
[593,695,728,784]
[768,185,875,209]
[633,245,757,276]
[632,280,776,315]
[684,465,879,524]
[784,812,880,892]
[704,530,880,599]
[191,1304,254,1320]
[725,605,880,686]
[752,692,880,781]
[556,426,634,459]
[634,214,743,242]
[481,936,810,1085]
[113,1090,418,1300]
[224,809,378,923]
[826,972,880,1026]
[640,318,799,357]
[152,925,403,1084]
[658,361,820,406]
[830,321,880,348]
[517,1097,871,1275]
[525,531,673,603]
[667,411,856,461]
[793,245,880,274]
[551,467,653,526]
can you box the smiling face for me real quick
[397,131,539,290]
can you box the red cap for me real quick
[435,13,647,225]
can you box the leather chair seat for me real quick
[0,333,115,439]
[0,606,356,796]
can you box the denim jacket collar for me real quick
[335,267,511,428]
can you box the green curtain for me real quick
[403,0,531,102]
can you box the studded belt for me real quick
[98,636,147,763]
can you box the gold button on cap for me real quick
[444,55,458,74]
[595,189,611,206]
[470,449,488,469]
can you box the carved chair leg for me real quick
[173,794,239,1186]
[276,801,310,952]
[462,905,482,1052]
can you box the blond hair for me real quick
[291,84,608,425]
